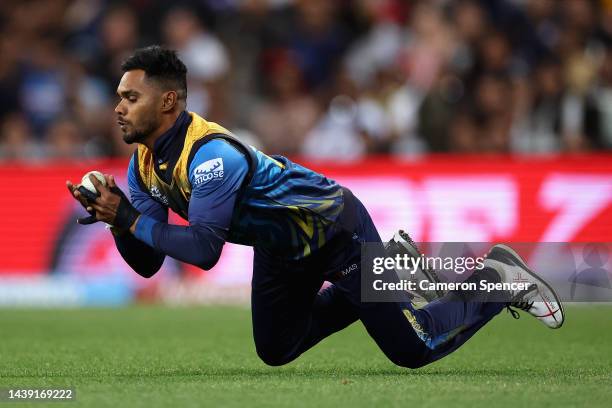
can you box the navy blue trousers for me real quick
[251,190,506,368]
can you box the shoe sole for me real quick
[490,244,565,329]
[394,234,444,299]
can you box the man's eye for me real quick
[128,97,137,102]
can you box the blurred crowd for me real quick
[2,0,612,162]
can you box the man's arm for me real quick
[113,155,168,278]
[130,139,248,270]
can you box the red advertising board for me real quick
[0,155,610,281]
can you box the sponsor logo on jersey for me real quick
[340,263,358,276]
[150,185,169,205]
[193,158,224,186]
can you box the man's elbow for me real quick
[191,230,224,270]
[135,267,159,279]
[195,251,222,271]
[190,242,223,271]
[133,258,165,278]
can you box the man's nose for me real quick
[114,100,125,115]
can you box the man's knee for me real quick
[256,349,291,366]
[376,337,432,369]
[254,340,298,366]
[385,349,431,369]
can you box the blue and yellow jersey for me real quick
[229,151,344,257]
[129,111,344,262]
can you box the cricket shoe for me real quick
[485,244,565,329]
[385,230,444,303]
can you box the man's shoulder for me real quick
[190,138,248,167]
[189,139,249,187]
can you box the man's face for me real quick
[114,70,162,144]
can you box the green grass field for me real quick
[0,306,610,407]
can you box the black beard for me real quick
[122,118,158,144]
[122,130,147,144]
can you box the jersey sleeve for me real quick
[113,154,168,277]
[127,154,168,222]
[187,139,248,233]
[133,139,248,270]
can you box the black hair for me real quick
[121,45,188,100]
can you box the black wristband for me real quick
[110,186,140,230]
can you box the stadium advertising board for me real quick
[0,155,610,305]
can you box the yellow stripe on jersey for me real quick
[136,112,231,219]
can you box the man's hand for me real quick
[66,174,140,231]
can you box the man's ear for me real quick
[161,91,178,112]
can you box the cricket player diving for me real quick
[66,46,564,368]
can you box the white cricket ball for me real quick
[80,170,107,194]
